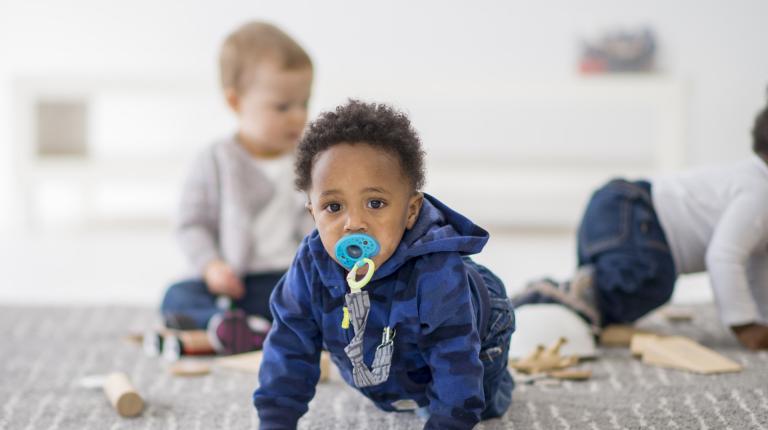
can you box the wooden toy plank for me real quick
[215,351,263,373]
[169,360,211,376]
[215,350,332,381]
[629,333,661,356]
[600,325,655,347]
[640,336,742,374]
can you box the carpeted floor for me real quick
[1,305,767,429]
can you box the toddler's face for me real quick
[307,143,423,273]
[231,61,312,157]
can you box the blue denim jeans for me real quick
[160,271,286,329]
[577,179,677,325]
[475,264,516,420]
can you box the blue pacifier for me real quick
[334,233,380,270]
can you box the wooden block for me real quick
[169,360,211,377]
[215,351,263,373]
[103,372,144,418]
[661,307,694,322]
[216,350,332,382]
[640,336,742,374]
[600,325,654,347]
[629,333,661,356]
[630,334,689,357]
[176,330,215,354]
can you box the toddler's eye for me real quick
[275,103,290,112]
[325,203,342,213]
[367,200,385,209]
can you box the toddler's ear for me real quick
[305,201,315,220]
[224,87,241,113]
[405,192,423,230]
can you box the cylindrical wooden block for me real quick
[162,330,216,361]
[103,372,144,417]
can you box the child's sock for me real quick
[563,265,598,316]
[511,266,601,332]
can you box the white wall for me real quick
[2,0,768,234]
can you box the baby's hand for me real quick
[204,260,246,300]
[731,323,768,350]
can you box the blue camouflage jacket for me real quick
[253,194,496,430]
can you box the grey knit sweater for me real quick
[175,136,313,277]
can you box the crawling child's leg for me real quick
[512,179,677,329]
[471,262,516,419]
[576,179,677,325]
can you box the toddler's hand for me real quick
[731,323,768,350]
[204,260,246,300]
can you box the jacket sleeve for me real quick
[175,147,222,275]
[253,248,322,429]
[416,253,484,430]
[705,194,768,326]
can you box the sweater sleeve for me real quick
[416,253,484,430]
[175,147,222,275]
[705,194,768,326]
[253,249,322,429]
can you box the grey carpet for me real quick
[1,305,767,430]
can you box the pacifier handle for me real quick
[346,258,375,292]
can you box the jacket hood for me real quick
[307,193,489,292]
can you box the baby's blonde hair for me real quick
[219,21,312,93]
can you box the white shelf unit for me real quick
[391,75,686,229]
[12,75,685,232]
[12,77,234,231]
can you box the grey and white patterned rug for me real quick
[1,305,767,429]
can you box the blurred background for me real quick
[1,0,767,306]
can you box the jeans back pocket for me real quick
[578,182,633,258]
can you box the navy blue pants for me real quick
[473,263,516,420]
[577,179,677,325]
[160,271,286,329]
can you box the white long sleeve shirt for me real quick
[651,156,768,326]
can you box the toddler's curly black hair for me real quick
[295,99,426,191]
